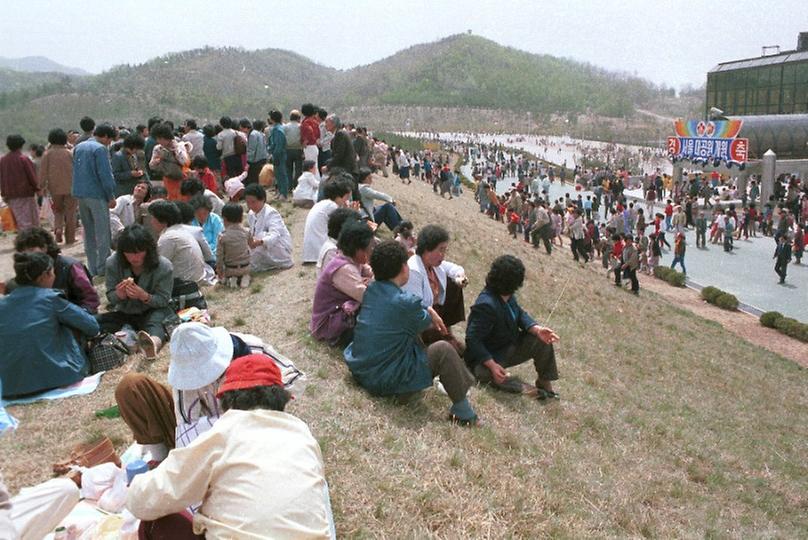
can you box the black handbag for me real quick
[87,333,129,374]
[170,279,207,311]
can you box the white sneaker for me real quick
[227,277,238,288]
[240,275,251,288]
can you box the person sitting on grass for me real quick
[111,180,152,248]
[97,224,174,360]
[244,184,294,272]
[149,200,215,289]
[115,322,254,461]
[316,207,362,277]
[344,240,481,426]
[216,203,252,289]
[190,195,224,264]
[403,224,468,354]
[302,177,353,264]
[0,252,100,398]
[127,353,334,539]
[190,156,220,196]
[357,167,403,230]
[311,221,374,346]
[180,177,224,215]
[291,159,320,208]
[0,227,99,313]
[464,255,561,399]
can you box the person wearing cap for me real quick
[223,170,246,202]
[127,354,334,539]
[114,322,253,459]
[344,240,480,426]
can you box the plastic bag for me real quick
[40,195,54,229]
[80,463,120,501]
[79,514,124,540]
[97,466,128,513]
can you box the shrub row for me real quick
[759,311,808,343]
[653,266,686,287]
[700,286,739,311]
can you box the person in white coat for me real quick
[243,185,293,272]
[403,224,468,353]
[302,178,353,264]
[291,159,320,208]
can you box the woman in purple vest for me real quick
[310,221,374,346]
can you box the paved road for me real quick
[454,134,808,321]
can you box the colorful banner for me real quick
[674,119,743,139]
[668,119,748,167]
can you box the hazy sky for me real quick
[2,0,806,88]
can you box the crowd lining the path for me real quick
[458,138,808,293]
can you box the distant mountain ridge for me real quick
[0,35,698,141]
[0,56,90,76]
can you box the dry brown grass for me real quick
[1,169,807,537]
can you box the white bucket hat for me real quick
[168,323,234,390]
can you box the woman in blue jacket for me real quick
[0,252,99,398]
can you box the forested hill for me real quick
[329,34,668,117]
[0,34,691,141]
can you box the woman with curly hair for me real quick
[464,255,561,399]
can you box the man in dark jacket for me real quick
[464,255,560,399]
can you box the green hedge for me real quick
[759,311,783,328]
[714,293,739,311]
[700,286,738,311]
[653,266,686,287]
[700,286,723,303]
[773,316,808,343]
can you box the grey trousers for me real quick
[426,341,475,403]
[474,332,559,385]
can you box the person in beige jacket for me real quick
[40,129,77,243]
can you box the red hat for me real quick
[216,354,283,397]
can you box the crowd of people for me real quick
[465,139,808,291]
[0,110,563,538]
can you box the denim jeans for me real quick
[78,197,111,276]
[273,153,289,197]
[373,203,402,230]
[671,256,686,274]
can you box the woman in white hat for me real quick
[114,322,251,460]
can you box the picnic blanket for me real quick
[0,404,18,432]
[4,372,105,406]
[42,499,137,540]
[0,380,18,431]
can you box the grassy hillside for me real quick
[0,35,696,142]
[1,162,806,536]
